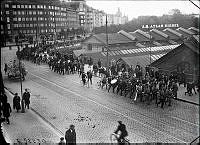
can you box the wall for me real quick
[152,44,199,81]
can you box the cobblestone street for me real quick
[1,58,199,143]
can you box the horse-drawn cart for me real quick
[7,60,27,80]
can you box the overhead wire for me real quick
[188,0,200,9]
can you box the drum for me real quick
[111,79,117,84]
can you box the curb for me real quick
[174,98,199,106]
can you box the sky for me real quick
[86,0,200,20]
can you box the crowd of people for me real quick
[18,43,199,110]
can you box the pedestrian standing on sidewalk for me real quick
[22,89,30,109]
[2,99,12,124]
[65,124,76,145]
[13,93,21,112]
[4,63,8,74]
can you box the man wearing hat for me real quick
[65,124,76,145]
[22,89,30,109]
[13,93,21,112]
[114,121,128,143]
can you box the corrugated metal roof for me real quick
[151,29,169,39]
[118,30,136,41]
[121,53,166,68]
[163,28,183,38]
[177,27,194,35]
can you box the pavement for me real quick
[2,89,62,144]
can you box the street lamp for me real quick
[149,30,152,66]
[106,14,109,71]
[17,44,25,113]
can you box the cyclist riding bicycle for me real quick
[114,121,128,143]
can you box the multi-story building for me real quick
[102,8,128,27]
[1,0,79,43]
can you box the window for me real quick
[23,30,26,33]
[6,11,9,14]
[17,5,20,8]
[21,11,25,15]
[29,11,32,15]
[21,5,24,8]
[25,5,28,8]
[30,24,33,27]
[7,17,10,22]
[12,5,16,8]
[27,30,30,33]
[18,11,21,15]
[7,24,10,29]
[13,18,17,21]
[33,17,36,21]
[33,11,36,15]
[23,24,25,27]
[26,18,29,21]
[30,17,32,21]
[44,5,46,9]
[22,18,25,21]
[31,30,33,33]
[8,31,11,34]
[5,4,9,8]
[32,5,36,9]
[29,5,32,9]
[13,11,16,15]
[19,24,22,27]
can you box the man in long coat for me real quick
[22,89,30,109]
[65,124,76,145]
[13,93,21,112]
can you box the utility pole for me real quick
[17,45,25,113]
[106,14,109,71]
[149,30,152,66]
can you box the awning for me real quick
[121,53,166,68]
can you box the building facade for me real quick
[1,0,79,43]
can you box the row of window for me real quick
[11,17,74,22]
[16,29,56,34]
[5,3,72,12]
[12,22,78,28]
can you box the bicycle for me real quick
[110,133,130,145]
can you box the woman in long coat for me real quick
[3,100,12,124]
[13,93,21,112]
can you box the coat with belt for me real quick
[13,95,21,110]
[65,129,76,145]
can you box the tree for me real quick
[169,9,182,16]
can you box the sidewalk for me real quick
[176,85,199,105]
[2,89,61,144]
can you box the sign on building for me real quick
[142,24,179,29]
